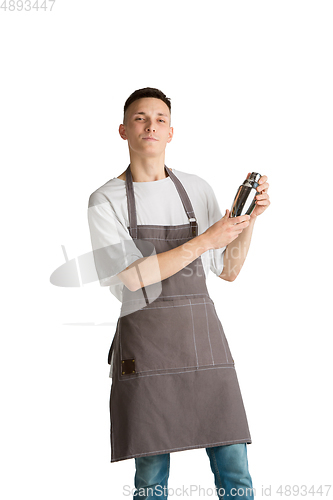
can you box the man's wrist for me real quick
[195,232,211,253]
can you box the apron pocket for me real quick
[119,297,199,374]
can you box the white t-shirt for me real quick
[87,168,226,302]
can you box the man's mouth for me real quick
[142,136,158,141]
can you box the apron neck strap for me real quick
[125,164,198,238]
[125,165,138,239]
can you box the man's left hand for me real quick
[247,173,270,219]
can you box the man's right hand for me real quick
[203,209,251,250]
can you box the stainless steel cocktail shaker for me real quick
[230,172,261,217]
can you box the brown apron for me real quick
[108,165,251,463]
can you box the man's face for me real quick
[119,98,173,158]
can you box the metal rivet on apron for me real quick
[189,217,197,237]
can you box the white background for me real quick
[1,0,332,498]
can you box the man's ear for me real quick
[119,124,127,140]
[167,126,174,144]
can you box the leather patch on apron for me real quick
[121,358,135,375]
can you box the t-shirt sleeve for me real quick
[205,181,227,277]
[87,191,144,287]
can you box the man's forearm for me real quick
[219,216,256,281]
[119,232,211,291]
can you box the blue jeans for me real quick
[133,443,254,499]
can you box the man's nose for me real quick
[145,121,156,132]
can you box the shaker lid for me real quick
[243,172,261,189]
[249,172,261,183]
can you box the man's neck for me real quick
[117,156,172,182]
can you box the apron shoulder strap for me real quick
[164,166,197,237]
[125,165,138,239]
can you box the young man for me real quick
[87,88,270,500]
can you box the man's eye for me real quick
[159,119,165,123]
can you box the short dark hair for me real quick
[123,87,171,123]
